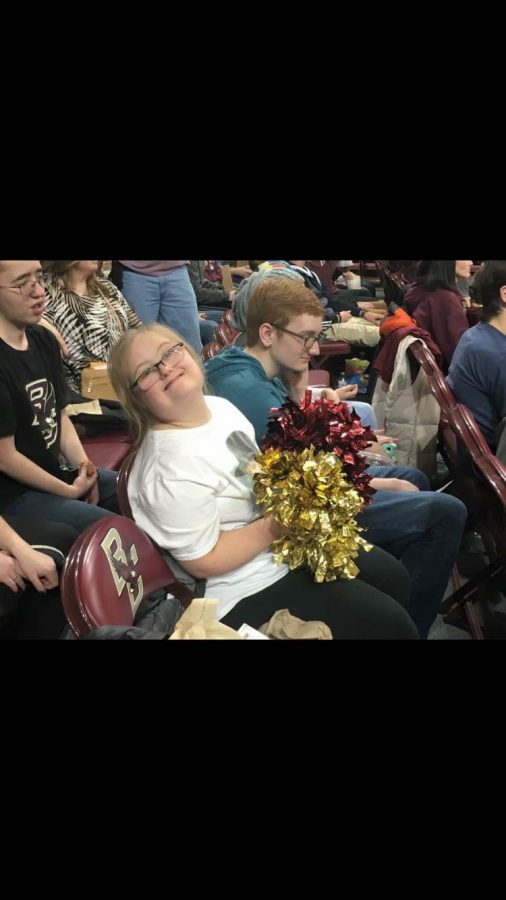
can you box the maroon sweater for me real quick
[405,280,469,369]
[306,260,340,295]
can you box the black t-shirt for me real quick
[0,326,72,512]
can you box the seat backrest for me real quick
[455,404,506,508]
[375,260,410,305]
[61,515,194,637]
[117,451,136,519]
[81,433,132,472]
[222,308,235,328]
[408,340,506,510]
[408,340,459,420]
[215,322,236,347]
[202,339,224,361]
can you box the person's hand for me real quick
[335,383,359,401]
[367,441,391,463]
[364,311,384,325]
[357,301,375,311]
[66,462,98,500]
[339,310,353,323]
[39,318,69,357]
[78,459,99,504]
[85,480,100,506]
[265,516,288,541]
[0,550,25,593]
[229,290,236,304]
[373,429,395,445]
[390,478,419,492]
[231,266,252,278]
[198,312,207,320]
[371,477,419,493]
[14,546,58,593]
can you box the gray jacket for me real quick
[188,261,230,309]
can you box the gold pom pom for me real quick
[254,447,372,582]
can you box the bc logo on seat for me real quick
[100,527,144,615]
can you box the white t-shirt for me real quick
[128,396,288,619]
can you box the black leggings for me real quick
[0,517,78,640]
[222,545,418,640]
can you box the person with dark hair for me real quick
[188,261,235,310]
[404,261,472,369]
[286,261,381,346]
[388,261,420,283]
[448,260,506,450]
[305,260,383,324]
[0,260,119,534]
[187,261,236,345]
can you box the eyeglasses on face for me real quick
[130,342,185,391]
[268,323,326,350]
[0,274,46,297]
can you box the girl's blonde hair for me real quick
[109,323,205,448]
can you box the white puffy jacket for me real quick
[372,335,440,479]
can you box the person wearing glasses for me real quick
[224,266,379,428]
[108,322,419,639]
[0,260,119,534]
[207,272,381,436]
[205,277,468,639]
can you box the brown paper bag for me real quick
[169,598,243,640]
[81,362,119,402]
[260,609,332,640]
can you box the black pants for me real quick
[0,517,78,640]
[222,545,419,639]
[109,260,123,291]
[496,418,506,466]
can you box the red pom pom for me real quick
[262,391,375,504]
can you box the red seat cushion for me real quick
[81,432,132,471]
[61,515,193,637]
[310,341,351,368]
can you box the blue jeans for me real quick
[200,309,224,324]
[358,476,467,637]
[367,465,430,490]
[120,266,202,354]
[4,469,120,535]
[200,318,218,344]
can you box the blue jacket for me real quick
[205,347,287,444]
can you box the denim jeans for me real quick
[200,318,218,344]
[367,465,430,490]
[359,480,467,638]
[120,266,202,354]
[3,469,120,535]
